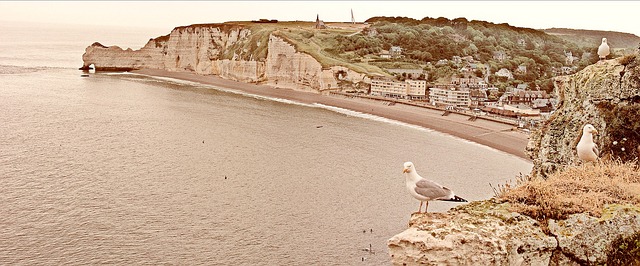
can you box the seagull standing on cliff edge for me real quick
[576,124,599,163]
[402,162,467,213]
[598,38,610,61]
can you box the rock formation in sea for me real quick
[81,23,368,92]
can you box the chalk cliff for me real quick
[82,24,364,92]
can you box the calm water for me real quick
[0,22,532,265]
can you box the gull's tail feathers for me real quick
[440,195,468,202]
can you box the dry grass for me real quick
[497,161,640,221]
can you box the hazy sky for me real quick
[2,1,640,37]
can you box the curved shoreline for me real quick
[131,69,531,161]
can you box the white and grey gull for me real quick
[598,38,610,60]
[576,124,599,163]
[402,162,467,213]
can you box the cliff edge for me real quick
[527,54,640,178]
[388,54,640,265]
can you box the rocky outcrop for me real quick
[527,55,640,178]
[388,201,640,265]
[389,55,640,265]
[82,24,363,92]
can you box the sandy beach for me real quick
[132,69,531,160]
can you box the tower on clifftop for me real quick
[351,9,355,24]
[315,14,326,29]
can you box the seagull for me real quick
[576,124,599,163]
[598,38,610,61]
[402,162,467,213]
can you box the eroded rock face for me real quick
[81,25,359,91]
[387,201,640,266]
[549,205,640,265]
[388,201,557,266]
[527,55,640,178]
[82,25,266,83]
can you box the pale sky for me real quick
[2,1,640,37]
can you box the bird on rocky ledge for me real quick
[402,162,467,213]
[598,38,610,61]
[576,124,599,163]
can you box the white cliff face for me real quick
[81,25,359,91]
[82,25,267,84]
[264,35,324,91]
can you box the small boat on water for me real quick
[80,74,89,77]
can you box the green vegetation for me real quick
[159,17,638,93]
[274,23,388,75]
[544,28,640,51]
[607,231,640,266]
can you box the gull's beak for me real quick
[402,168,409,173]
[592,129,598,135]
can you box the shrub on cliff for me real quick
[607,231,640,266]
[496,161,640,221]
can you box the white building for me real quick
[429,85,471,108]
[495,68,514,79]
[370,77,427,99]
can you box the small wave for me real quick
[313,103,526,160]
[117,72,316,108]
[313,103,434,133]
[0,65,46,74]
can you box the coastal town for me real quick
[335,43,560,129]
[308,14,569,129]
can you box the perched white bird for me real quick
[598,38,610,60]
[402,162,467,213]
[576,124,599,163]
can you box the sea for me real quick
[0,21,532,265]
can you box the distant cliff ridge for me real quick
[81,23,367,92]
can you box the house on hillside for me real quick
[493,51,508,62]
[551,66,577,76]
[505,89,549,106]
[452,56,462,64]
[517,65,527,74]
[389,46,403,58]
[516,84,528,91]
[451,76,487,89]
[386,68,424,79]
[379,50,391,59]
[495,68,514,79]
[469,89,488,108]
[462,56,475,63]
[436,59,449,66]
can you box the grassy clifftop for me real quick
[166,21,389,76]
